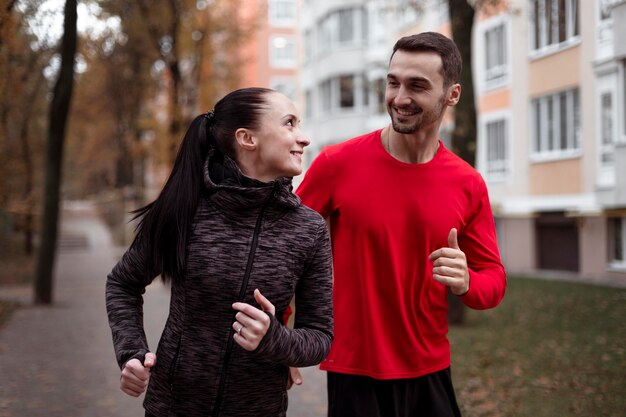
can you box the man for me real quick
[295,32,507,417]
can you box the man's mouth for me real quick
[395,107,419,117]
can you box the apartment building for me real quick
[471,0,625,284]
[297,0,626,284]
[238,0,299,100]
[299,0,451,154]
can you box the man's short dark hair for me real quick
[391,32,462,88]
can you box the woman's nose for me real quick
[298,133,311,147]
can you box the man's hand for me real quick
[120,352,156,397]
[429,228,470,296]
[232,289,275,351]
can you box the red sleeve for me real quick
[296,148,333,218]
[283,305,292,325]
[458,179,507,310]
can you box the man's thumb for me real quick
[144,352,157,369]
[448,228,460,249]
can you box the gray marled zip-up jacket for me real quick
[106,156,333,417]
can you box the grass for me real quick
[450,276,626,417]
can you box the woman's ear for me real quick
[235,128,257,151]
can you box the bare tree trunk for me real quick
[34,0,77,304]
[448,0,477,167]
[19,117,34,254]
[447,0,477,324]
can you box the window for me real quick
[269,0,296,26]
[339,75,354,108]
[270,36,296,68]
[303,29,313,63]
[396,0,419,28]
[338,9,355,44]
[600,92,614,166]
[485,119,509,178]
[600,0,619,20]
[319,80,331,114]
[362,75,369,107]
[531,0,579,54]
[270,77,296,100]
[318,74,366,113]
[318,17,332,54]
[609,217,626,269]
[623,60,626,137]
[316,7,366,53]
[372,78,386,114]
[531,88,581,159]
[485,23,507,85]
[305,89,313,119]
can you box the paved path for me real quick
[0,203,327,417]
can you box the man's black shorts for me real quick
[327,367,462,417]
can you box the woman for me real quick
[105,88,333,417]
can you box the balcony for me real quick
[597,142,626,208]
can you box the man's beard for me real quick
[389,94,446,134]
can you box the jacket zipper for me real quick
[212,183,279,416]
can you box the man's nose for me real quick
[394,86,412,106]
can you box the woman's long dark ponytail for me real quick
[130,87,273,283]
[131,114,211,283]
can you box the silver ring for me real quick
[237,325,243,335]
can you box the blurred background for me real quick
[0,1,625,416]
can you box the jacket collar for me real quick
[203,154,300,213]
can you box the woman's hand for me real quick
[287,367,303,390]
[120,352,156,397]
[232,289,275,351]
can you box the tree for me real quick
[448,0,477,168]
[445,0,506,324]
[0,1,54,254]
[34,0,77,304]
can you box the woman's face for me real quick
[248,92,310,181]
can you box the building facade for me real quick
[239,0,299,100]
[297,0,626,284]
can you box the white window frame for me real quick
[316,6,367,54]
[621,60,626,142]
[530,88,581,162]
[319,79,332,115]
[596,72,619,187]
[269,35,297,68]
[478,110,512,183]
[268,0,296,27]
[529,0,581,58]
[477,14,511,92]
[303,29,313,63]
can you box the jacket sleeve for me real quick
[458,178,507,310]
[105,233,160,369]
[253,221,333,367]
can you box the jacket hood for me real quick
[203,153,301,213]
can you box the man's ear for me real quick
[235,128,257,151]
[446,83,461,106]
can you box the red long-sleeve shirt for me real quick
[296,130,506,379]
